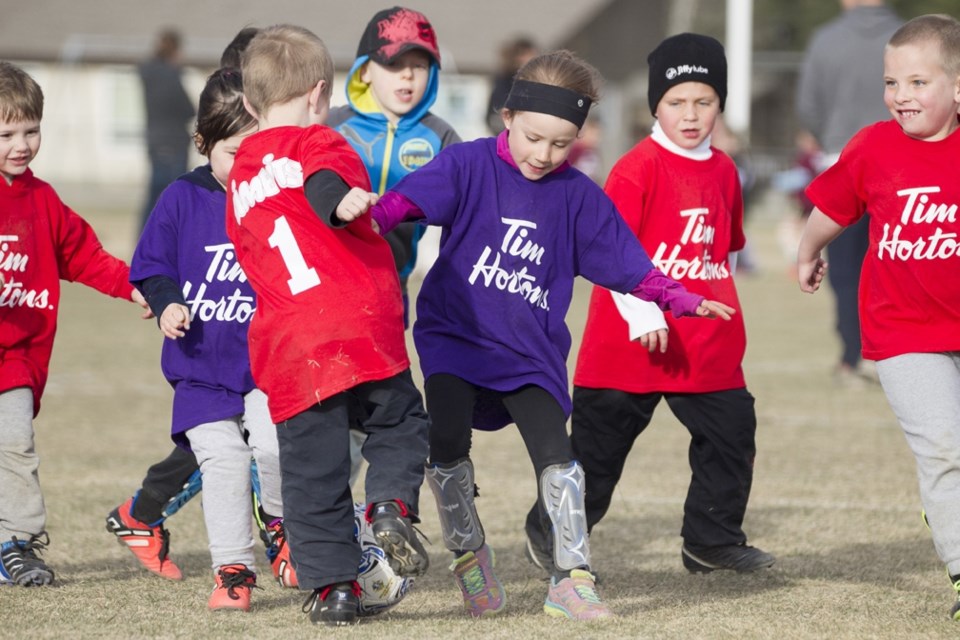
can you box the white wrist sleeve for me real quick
[610,290,667,341]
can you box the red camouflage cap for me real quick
[356,6,441,68]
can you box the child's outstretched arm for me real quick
[631,269,735,320]
[797,207,845,293]
[367,192,427,236]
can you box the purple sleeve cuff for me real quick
[630,269,704,318]
[371,191,426,235]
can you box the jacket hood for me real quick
[343,54,439,129]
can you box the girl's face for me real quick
[361,50,432,124]
[654,82,721,150]
[0,118,40,185]
[209,125,256,187]
[883,40,960,142]
[501,110,580,181]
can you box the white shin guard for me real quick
[540,461,591,572]
[424,458,484,553]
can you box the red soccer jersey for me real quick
[574,137,747,393]
[806,120,960,360]
[0,170,133,415]
[225,125,409,423]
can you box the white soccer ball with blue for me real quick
[353,503,415,616]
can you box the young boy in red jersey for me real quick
[225,25,429,627]
[525,33,774,577]
[0,61,147,586]
[798,14,960,619]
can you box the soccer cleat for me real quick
[544,569,612,620]
[0,532,55,587]
[106,495,182,580]
[303,581,360,626]
[681,542,775,574]
[367,501,429,577]
[259,519,298,588]
[208,564,257,611]
[450,544,506,617]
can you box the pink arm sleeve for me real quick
[371,191,427,236]
[630,269,704,318]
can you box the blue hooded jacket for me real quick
[327,54,460,279]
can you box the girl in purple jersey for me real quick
[119,67,285,612]
[341,50,733,621]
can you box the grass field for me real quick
[4,190,955,639]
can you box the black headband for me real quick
[503,80,592,129]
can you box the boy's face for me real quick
[884,40,960,142]
[0,118,41,184]
[654,82,721,150]
[361,50,431,123]
[502,110,579,181]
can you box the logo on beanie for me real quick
[665,64,709,80]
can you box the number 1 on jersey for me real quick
[268,216,320,294]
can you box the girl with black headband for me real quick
[337,50,734,621]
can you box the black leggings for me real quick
[425,373,572,478]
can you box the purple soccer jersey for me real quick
[390,134,655,429]
[131,167,257,444]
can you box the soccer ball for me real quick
[353,503,415,616]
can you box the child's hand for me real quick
[159,304,191,339]
[0,272,5,288]
[696,300,735,320]
[335,188,379,224]
[798,256,828,293]
[638,328,669,353]
[131,289,153,320]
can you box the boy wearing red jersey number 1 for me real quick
[225,25,430,627]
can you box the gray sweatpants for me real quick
[876,352,960,576]
[0,388,43,541]
[186,388,282,573]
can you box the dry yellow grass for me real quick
[4,191,956,639]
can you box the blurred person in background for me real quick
[795,0,902,386]
[485,36,538,134]
[137,28,195,239]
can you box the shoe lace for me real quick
[218,566,259,601]
[459,562,488,597]
[573,581,603,605]
[15,531,50,561]
[156,526,172,561]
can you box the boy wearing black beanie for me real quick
[527,32,775,577]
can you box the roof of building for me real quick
[1,0,615,73]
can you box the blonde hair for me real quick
[888,14,960,77]
[0,61,43,123]
[512,50,602,105]
[241,24,333,114]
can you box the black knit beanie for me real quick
[647,33,727,115]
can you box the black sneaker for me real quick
[681,542,775,574]
[0,532,54,586]
[369,501,429,577]
[303,582,359,626]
